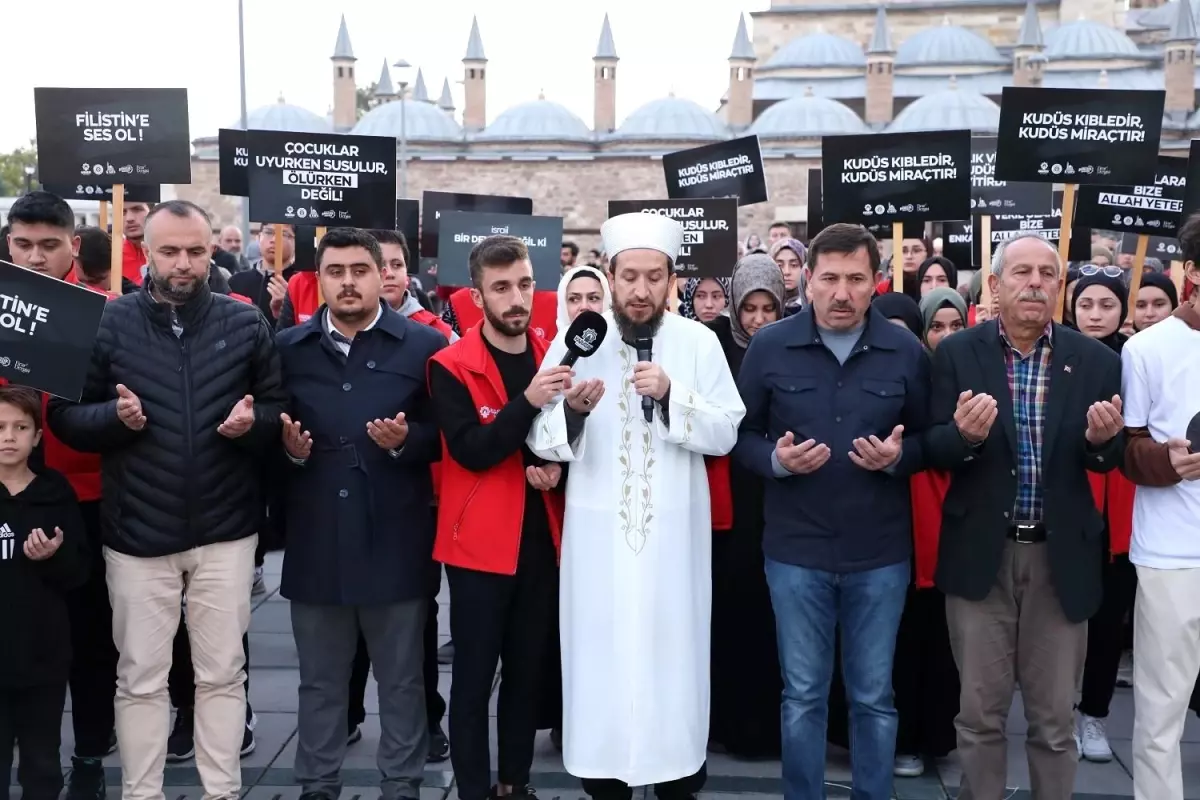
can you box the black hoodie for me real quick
[0,469,88,687]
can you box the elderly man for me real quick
[925,233,1125,800]
[217,225,251,272]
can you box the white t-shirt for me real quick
[1122,314,1200,569]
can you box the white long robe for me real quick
[528,311,746,786]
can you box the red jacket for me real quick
[1088,470,1135,557]
[429,326,565,575]
[122,238,145,285]
[286,271,319,324]
[911,470,951,589]
[448,287,559,342]
[705,457,733,531]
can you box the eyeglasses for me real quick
[1079,264,1124,278]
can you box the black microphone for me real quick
[558,310,608,367]
[633,324,654,423]
[1188,410,1200,454]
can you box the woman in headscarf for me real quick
[769,238,807,317]
[744,233,766,255]
[875,237,930,303]
[1133,272,1179,332]
[890,287,966,777]
[916,256,958,299]
[678,277,731,324]
[1071,269,1135,764]
[871,292,923,340]
[707,254,786,759]
[556,265,612,329]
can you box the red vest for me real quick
[122,239,145,284]
[448,287,559,342]
[429,326,564,575]
[287,271,320,324]
[911,470,951,589]
[411,308,455,341]
[705,456,733,531]
[1089,470,1135,558]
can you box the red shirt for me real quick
[911,470,951,589]
[122,238,145,285]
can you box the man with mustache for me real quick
[428,236,571,800]
[275,227,446,800]
[528,213,745,800]
[925,233,1125,800]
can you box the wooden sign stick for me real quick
[273,226,283,275]
[315,226,326,306]
[1053,182,1077,323]
[109,185,125,294]
[980,215,994,311]
[98,200,109,232]
[891,221,904,293]
[1125,233,1149,325]
[1171,260,1186,299]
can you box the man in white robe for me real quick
[528,213,746,799]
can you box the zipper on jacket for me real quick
[180,337,197,546]
[451,480,482,541]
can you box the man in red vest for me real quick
[120,201,152,284]
[428,235,576,800]
[5,191,117,800]
[441,283,559,342]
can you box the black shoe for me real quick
[299,793,335,800]
[437,641,454,665]
[426,723,449,763]
[105,730,118,756]
[241,712,257,757]
[65,757,105,800]
[347,724,363,746]
[166,708,195,762]
[550,727,562,752]
[503,786,537,798]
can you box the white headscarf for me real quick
[556,265,612,330]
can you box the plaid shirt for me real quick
[998,319,1054,522]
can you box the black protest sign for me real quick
[1075,156,1187,237]
[607,199,738,278]
[995,87,1164,186]
[806,169,823,243]
[864,220,927,241]
[940,221,974,268]
[972,214,1061,265]
[396,199,421,271]
[1118,231,1182,261]
[421,191,533,268]
[246,130,397,228]
[662,135,768,206]
[435,211,563,289]
[1181,139,1200,224]
[40,182,160,203]
[822,129,971,225]
[34,88,191,186]
[0,261,107,401]
[969,137,1052,215]
[218,128,249,197]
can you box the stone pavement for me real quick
[14,552,1200,799]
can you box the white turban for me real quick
[601,212,685,264]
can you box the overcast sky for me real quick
[2,0,770,152]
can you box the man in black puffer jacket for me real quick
[47,200,287,800]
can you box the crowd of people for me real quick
[0,187,1199,800]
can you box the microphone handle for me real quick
[637,346,653,422]
[559,350,580,368]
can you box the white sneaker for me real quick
[893,754,924,777]
[1079,714,1113,763]
[251,566,266,596]
[1116,650,1133,688]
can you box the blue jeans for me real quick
[765,557,909,800]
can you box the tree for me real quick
[355,81,378,120]
[0,140,38,197]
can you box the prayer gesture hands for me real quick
[280,413,313,460]
[367,413,408,451]
[632,362,670,402]
[218,395,256,439]
[526,464,562,491]
[775,431,830,475]
[850,425,904,471]
[23,527,63,561]
[115,384,146,431]
[526,366,573,408]
[1085,395,1123,446]
[566,379,605,413]
[954,391,997,444]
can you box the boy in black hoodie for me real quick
[0,386,88,800]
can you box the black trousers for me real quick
[580,764,708,800]
[1079,554,1138,719]
[169,612,252,711]
[65,500,118,758]
[0,683,68,800]
[447,526,557,800]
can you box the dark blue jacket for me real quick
[734,306,931,573]
[277,304,446,605]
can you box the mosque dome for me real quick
[762,31,866,69]
[888,85,1001,134]
[895,23,1007,67]
[1043,19,1147,60]
[476,98,592,142]
[749,94,867,137]
[1130,0,1199,30]
[230,98,332,133]
[615,96,730,141]
[351,99,463,141]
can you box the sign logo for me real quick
[478,405,501,420]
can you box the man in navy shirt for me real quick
[734,223,931,800]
